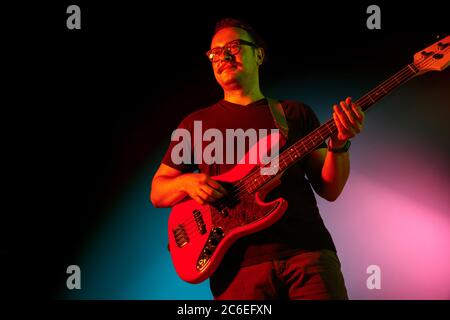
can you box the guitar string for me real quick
[208,65,416,208]
[173,69,414,240]
[219,49,447,201]
[173,57,438,238]
[206,46,448,202]
[215,63,420,195]
[173,53,443,237]
[172,49,447,236]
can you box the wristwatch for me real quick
[328,139,351,153]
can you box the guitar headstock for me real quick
[413,35,450,74]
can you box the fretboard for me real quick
[245,63,419,193]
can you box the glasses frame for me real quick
[206,39,258,63]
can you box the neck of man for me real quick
[223,80,264,106]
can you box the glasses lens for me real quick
[207,48,219,62]
[207,40,249,62]
[227,42,240,55]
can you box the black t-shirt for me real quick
[161,98,336,267]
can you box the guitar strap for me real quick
[267,98,289,140]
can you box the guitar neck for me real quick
[246,63,419,193]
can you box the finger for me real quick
[345,96,353,107]
[345,103,362,134]
[339,100,358,127]
[203,182,226,198]
[339,100,360,135]
[193,195,205,205]
[200,185,224,200]
[335,105,356,138]
[346,97,364,124]
[334,104,352,133]
[351,102,365,122]
[333,112,351,140]
[333,112,343,132]
[198,189,216,203]
[206,179,228,195]
[348,102,364,133]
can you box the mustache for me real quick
[218,62,239,73]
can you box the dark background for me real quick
[4,1,448,299]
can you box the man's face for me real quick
[209,27,262,89]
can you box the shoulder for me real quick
[279,99,318,120]
[178,101,222,128]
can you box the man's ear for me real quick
[256,47,265,65]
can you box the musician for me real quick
[150,18,364,299]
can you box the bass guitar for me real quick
[167,36,449,284]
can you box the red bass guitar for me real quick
[167,36,449,284]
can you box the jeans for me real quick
[210,249,348,300]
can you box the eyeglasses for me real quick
[206,39,257,63]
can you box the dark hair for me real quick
[214,18,267,53]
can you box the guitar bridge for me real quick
[196,227,224,272]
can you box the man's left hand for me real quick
[330,96,365,148]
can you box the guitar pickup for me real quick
[193,209,207,235]
[173,224,189,248]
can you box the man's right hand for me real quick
[180,173,228,205]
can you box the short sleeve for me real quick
[283,101,327,150]
[161,117,198,173]
[301,103,327,150]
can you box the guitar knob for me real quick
[208,238,218,246]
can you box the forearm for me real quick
[320,150,350,201]
[150,175,189,208]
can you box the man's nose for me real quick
[219,49,233,61]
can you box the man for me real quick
[150,18,364,299]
